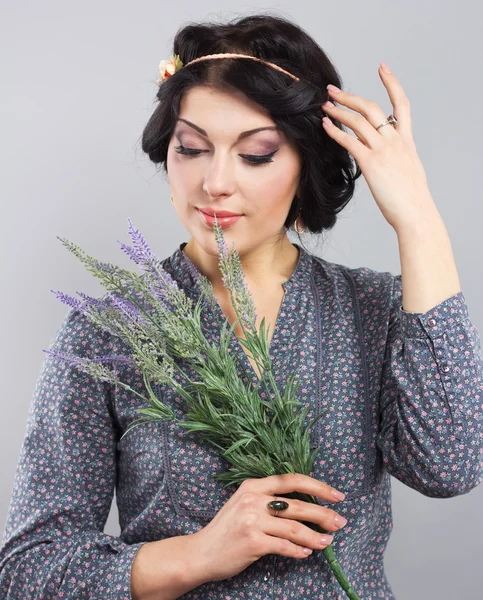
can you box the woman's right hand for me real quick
[186,473,348,583]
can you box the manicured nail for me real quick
[320,535,334,545]
[331,489,346,500]
[380,61,391,73]
[335,515,348,528]
[327,84,341,93]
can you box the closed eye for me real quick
[174,144,278,166]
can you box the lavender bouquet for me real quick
[46,216,361,600]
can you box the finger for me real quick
[240,472,346,503]
[263,533,315,560]
[265,517,335,549]
[322,115,370,160]
[322,101,389,149]
[266,495,347,534]
[325,85,398,144]
[263,518,335,558]
[378,63,412,141]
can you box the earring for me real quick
[294,215,305,233]
[170,194,174,204]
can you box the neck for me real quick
[182,237,300,292]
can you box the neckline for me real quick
[171,240,313,293]
[163,241,314,384]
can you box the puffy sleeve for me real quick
[0,309,147,599]
[376,274,483,497]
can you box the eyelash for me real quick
[174,144,278,166]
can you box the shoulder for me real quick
[310,254,400,309]
[49,292,119,360]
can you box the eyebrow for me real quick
[176,118,280,141]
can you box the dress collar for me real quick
[165,241,313,294]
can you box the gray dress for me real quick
[1,241,481,599]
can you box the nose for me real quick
[202,151,237,199]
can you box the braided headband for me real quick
[157,53,300,86]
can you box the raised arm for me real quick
[376,273,483,497]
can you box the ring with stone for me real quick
[267,498,289,513]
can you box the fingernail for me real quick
[380,61,391,73]
[327,84,341,93]
[335,515,348,528]
[303,547,313,555]
[320,535,334,545]
[331,489,346,500]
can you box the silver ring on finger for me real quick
[376,114,398,131]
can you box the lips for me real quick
[196,207,243,229]
[198,208,243,217]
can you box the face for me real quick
[166,86,302,261]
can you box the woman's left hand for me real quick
[321,62,435,231]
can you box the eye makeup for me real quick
[174,142,279,167]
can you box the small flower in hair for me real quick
[157,54,183,84]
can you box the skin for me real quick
[166,86,304,296]
[321,64,461,313]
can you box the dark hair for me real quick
[141,12,362,236]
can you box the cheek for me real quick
[167,148,186,172]
[167,149,200,191]
[246,164,298,209]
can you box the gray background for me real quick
[2,2,482,598]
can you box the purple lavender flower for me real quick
[123,219,178,288]
[211,217,257,333]
[50,290,84,311]
[42,349,122,384]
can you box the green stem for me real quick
[320,540,361,600]
[186,304,256,391]
[276,491,361,600]
[224,289,277,413]
[265,367,284,405]
[111,378,153,405]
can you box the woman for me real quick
[1,13,482,600]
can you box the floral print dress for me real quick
[1,241,482,599]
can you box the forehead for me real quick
[178,86,275,128]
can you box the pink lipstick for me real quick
[197,208,243,229]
